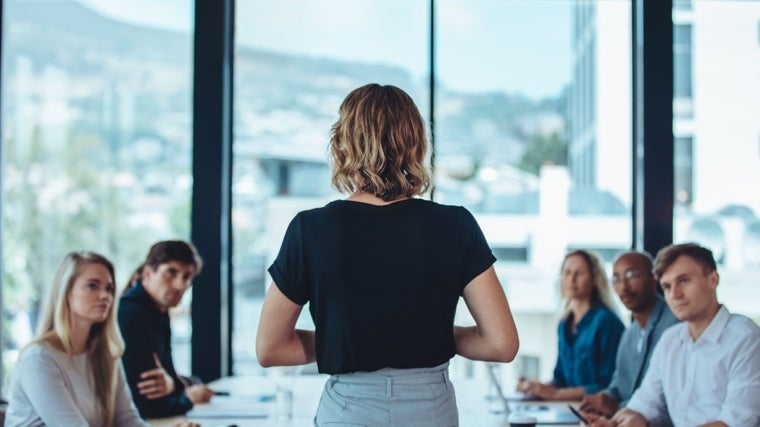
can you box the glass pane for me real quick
[436,0,632,383]
[674,23,694,117]
[673,1,760,323]
[232,0,429,375]
[1,0,194,386]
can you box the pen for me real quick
[213,390,230,396]
[568,404,589,425]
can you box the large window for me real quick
[672,1,760,322]
[228,0,632,384]
[3,0,757,392]
[435,0,632,382]
[1,0,194,386]
[674,23,693,117]
[231,0,429,375]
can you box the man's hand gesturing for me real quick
[137,352,176,399]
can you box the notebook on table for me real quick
[508,403,581,425]
[185,395,269,419]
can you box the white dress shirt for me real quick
[626,305,760,427]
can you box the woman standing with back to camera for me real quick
[256,83,519,426]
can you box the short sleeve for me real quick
[458,207,496,289]
[268,213,310,305]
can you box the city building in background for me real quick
[2,0,758,392]
[569,0,760,319]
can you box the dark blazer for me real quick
[118,281,193,418]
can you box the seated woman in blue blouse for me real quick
[517,249,624,401]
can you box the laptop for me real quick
[486,364,580,425]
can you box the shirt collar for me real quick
[676,304,729,344]
[573,301,603,328]
[697,304,730,344]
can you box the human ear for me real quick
[709,271,719,289]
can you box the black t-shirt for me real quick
[268,198,496,374]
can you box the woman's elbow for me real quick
[255,337,279,367]
[494,334,519,363]
[257,353,276,368]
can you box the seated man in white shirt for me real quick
[590,242,760,427]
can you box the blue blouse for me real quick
[553,303,625,393]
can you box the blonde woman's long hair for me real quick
[34,251,124,426]
[329,83,431,201]
[560,249,619,319]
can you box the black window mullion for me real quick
[632,0,674,256]
[191,0,235,381]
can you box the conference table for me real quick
[149,375,580,427]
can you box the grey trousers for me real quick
[314,362,458,427]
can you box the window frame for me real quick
[0,0,676,382]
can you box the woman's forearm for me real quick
[257,328,315,367]
[454,325,516,362]
[256,283,315,367]
[456,267,520,362]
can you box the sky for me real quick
[79,0,572,99]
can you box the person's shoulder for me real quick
[118,290,152,320]
[594,304,623,323]
[118,291,145,311]
[293,200,342,221]
[557,315,569,329]
[17,342,61,366]
[120,282,147,303]
[304,201,335,214]
[428,199,470,213]
[725,312,760,339]
[649,298,679,328]
[660,301,680,322]
[420,201,480,223]
[19,342,46,358]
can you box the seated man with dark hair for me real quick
[590,243,760,427]
[119,240,215,418]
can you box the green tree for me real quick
[518,132,568,176]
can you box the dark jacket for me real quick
[118,281,193,418]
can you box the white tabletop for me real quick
[149,375,579,427]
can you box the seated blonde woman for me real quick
[5,251,197,427]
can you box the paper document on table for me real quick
[186,397,269,418]
[508,403,581,425]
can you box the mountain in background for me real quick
[3,0,567,177]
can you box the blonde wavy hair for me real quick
[560,249,620,319]
[329,83,431,201]
[34,251,124,426]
